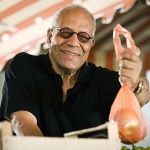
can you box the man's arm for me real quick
[10,111,43,136]
[133,77,150,107]
[118,52,150,107]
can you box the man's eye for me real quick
[61,31,71,37]
[80,35,88,40]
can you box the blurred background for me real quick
[0,0,150,148]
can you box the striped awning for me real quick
[0,0,149,71]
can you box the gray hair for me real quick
[51,4,96,36]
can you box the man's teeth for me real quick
[64,51,77,56]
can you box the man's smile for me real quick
[61,50,81,57]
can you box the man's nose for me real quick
[67,33,80,46]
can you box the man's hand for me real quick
[118,51,150,107]
[118,51,142,91]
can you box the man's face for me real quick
[48,8,95,71]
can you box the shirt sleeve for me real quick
[0,52,39,120]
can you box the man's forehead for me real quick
[58,8,93,24]
[60,8,90,17]
[53,6,95,35]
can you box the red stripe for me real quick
[0,35,46,64]
[0,0,38,19]
[93,0,137,19]
[0,0,74,41]
[16,0,74,29]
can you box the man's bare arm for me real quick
[134,77,150,107]
[10,111,43,136]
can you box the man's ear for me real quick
[90,39,95,49]
[47,28,52,46]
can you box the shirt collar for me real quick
[41,52,92,82]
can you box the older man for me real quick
[0,4,149,137]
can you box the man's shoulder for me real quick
[10,52,46,65]
[87,62,117,74]
[12,52,36,61]
[8,52,45,72]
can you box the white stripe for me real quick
[0,0,20,12]
[1,0,62,26]
[0,16,53,56]
[82,0,121,13]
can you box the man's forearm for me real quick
[134,77,150,107]
[12,119,44,136]
[11,111,43,136]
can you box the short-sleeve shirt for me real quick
[0,52,121,137]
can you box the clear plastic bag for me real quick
[113,24,140,60]
[109,24,148,144]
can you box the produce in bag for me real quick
[109,24,148,144]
